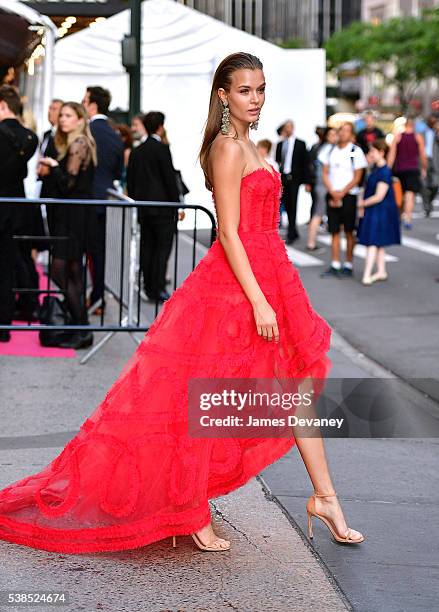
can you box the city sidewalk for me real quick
[0,330,350,612]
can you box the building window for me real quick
[399,0,414,16]
[369,5,386,23]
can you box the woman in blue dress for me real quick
[357,139,401,285]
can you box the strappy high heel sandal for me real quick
[306,491,365,544]
[171,533,231,552]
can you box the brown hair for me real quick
[0,84,21,115]
[257,138,272,152]
[54,102,97,165]
[369,138,388,156]
[116,123,133,149]
[199,52,263,191]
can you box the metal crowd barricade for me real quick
[0,194,216,364]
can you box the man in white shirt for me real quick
[319,122,367,277]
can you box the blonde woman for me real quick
[39,102,97,349]
[0,54,364,555]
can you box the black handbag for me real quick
[38,295,72,347]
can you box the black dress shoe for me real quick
[147,290,171,302]
[0,330,11,342]
[58,331,94,350]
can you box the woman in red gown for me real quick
[0,52,364,554]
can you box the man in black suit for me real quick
[0,85,38,341]
[82,86,124,312]
[126,111,180,302]
[39,99,63,198]
[275,120,312,244]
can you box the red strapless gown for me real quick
[0,166,332,553]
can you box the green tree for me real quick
[325,10,439,112]
[279,38,308,49]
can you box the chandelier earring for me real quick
[250,112,260,131]
[221,100,230,135]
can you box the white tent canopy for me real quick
[55,0,325,220]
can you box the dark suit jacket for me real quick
[275,137,311,184]
[0,118,38,230]
[126,135,180,219]
[39,128,59,198]
[89,117,124,204]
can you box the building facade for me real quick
[362,0,438,22]
[177,0,361,47]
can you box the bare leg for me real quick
[307,215,322,249]
[345,231,355,264]
[331,232,340,263]
[293,433,364,540]
[376,247,387,276]
[404,191,414,223]
[363,245,377,280]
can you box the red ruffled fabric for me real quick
[0,167,332,553]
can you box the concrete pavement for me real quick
[0,330,349,612]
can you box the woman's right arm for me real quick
[387,134,399,169]
[210,139,279,342]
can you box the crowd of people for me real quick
[257,109,438,285]
[1,83,438,350]
[0,84,185,349]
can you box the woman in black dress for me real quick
[39,102,97,349]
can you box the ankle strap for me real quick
[314,491,337,497]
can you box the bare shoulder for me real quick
[69,135,88,151]
[209,134,245,175]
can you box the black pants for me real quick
[422,158,437,215]
[0,221,16,325]
[89,211,106,305]
[14,241,40,316]
[139,212,176,298]
[281,176,300,240]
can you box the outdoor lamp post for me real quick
[122,0,142,120]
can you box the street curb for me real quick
[256,474,354,612]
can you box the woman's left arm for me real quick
[359,181,389,207]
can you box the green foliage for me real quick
[279,38,308,49]
[324,8,439,110]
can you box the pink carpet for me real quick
[0,263,76,359]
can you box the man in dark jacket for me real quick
[356,110,384,154]
[0,85,38,341]
[275,120,312,244]
[126,111,179,302]
[82,86,124,312]
[39,98,63,199]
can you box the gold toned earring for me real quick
[221,100,230,135]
